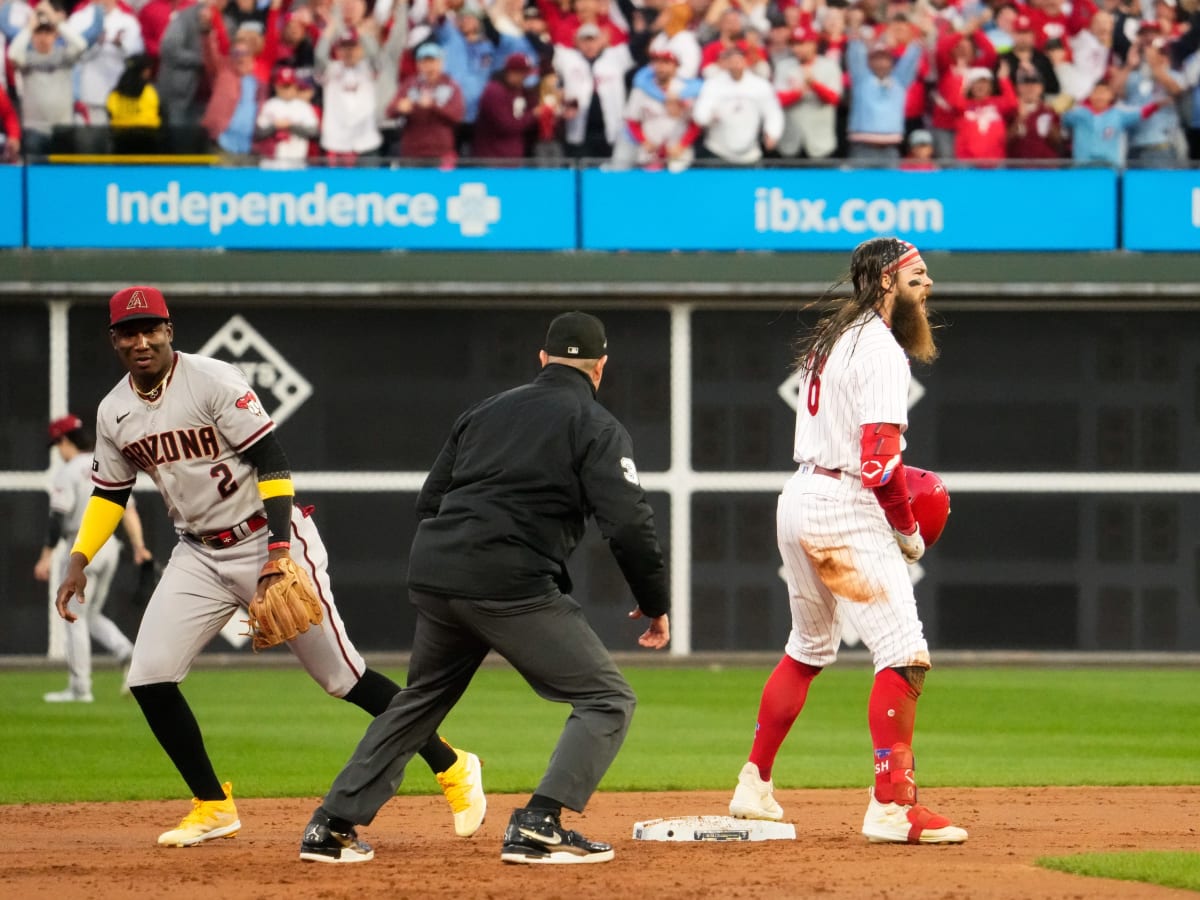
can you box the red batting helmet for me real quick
[905,466,950,547]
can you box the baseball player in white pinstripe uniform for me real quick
[54,286,484,850]
[728,237,967,844]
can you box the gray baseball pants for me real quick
[321,589,637,824]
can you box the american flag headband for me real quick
[884,242,923,274]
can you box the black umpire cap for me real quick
[544,311,607,359]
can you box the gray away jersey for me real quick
[50,452,97,539]
[93,352,275,535]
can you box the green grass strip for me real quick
[2,665,1196,804]
[1038,852,1200,892]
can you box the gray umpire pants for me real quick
[322,589,637,824]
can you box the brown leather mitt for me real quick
[243,557,324,650]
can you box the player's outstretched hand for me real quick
[893,526,925,564]
[629,609,670,649]
[54,553,90,622]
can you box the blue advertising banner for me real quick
[25,166,576,250]
[1122,169,1200,252]
[581,168,1118,252]
[0,166,23,247]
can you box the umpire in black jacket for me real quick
[300,311,670,866]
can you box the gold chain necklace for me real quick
[133,362,173,400]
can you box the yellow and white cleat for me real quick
[157,782,241,847]
[437,748,487,837]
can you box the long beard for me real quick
[891,292,938,364]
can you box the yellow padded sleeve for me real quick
[70,495,127,563]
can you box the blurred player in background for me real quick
[35,413,150,702]
[728,237,968,845]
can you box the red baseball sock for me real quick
[747,656,821,781]
[869,668,919,804]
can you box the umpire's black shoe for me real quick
[299,809,374,864]
[500,807,614,865]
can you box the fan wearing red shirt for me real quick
[950,60,1017,159]
[700,7,763,76]
[541,0,626,48]
[0,87,20,161]
[1026,0,1096,53]
[473,52,537,159]
[1007,68,1063,158]
[930,24,997,157]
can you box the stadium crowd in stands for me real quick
[0,0,1196,166]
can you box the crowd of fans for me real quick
[0,0,1197,167]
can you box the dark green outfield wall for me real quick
[0,250,1197,300]
[3,250,1198,656]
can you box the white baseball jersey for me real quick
[691,69,784,164]
[319,60,383,154]
[646,30,702,79]
[51,451,102,537]
[50,448,125,580]
[67,3,145,112]
[622,78,694,149]
[793,312,910,478]
[93,352,274,535]
[779,311,929,673]
[256,96,320,160]
[50,450,131,695]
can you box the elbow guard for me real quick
[860,423,904,488]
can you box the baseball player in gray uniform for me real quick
[728,238,967,844]
[36,414,148,702]
[54,286,484,848]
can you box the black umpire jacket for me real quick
[407,364,669,618]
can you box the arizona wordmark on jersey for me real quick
[93,352,274,535]
[793,313,911,479]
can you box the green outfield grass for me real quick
[1,664,1195,805]
[1038,852,1200,892]
[4,662,1195,801]
[7,664,1199,892]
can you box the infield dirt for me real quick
[3,786,1197,899]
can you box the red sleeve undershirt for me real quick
[872,462,916,534]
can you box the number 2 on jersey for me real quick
[211,463,238,499]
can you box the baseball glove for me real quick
[242,557,324,651]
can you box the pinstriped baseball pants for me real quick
[777,470,931,673]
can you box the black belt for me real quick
[187,514,268,549]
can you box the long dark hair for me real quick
[793,237,914,373]
[115,54,154,99]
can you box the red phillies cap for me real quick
[274,66,298,85]
[1014,14,1033,31]
[790,26,820,43]
[109,286,170,326]
[503,52,532,72]
[649,47,680,63]
[47,413,83,446]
